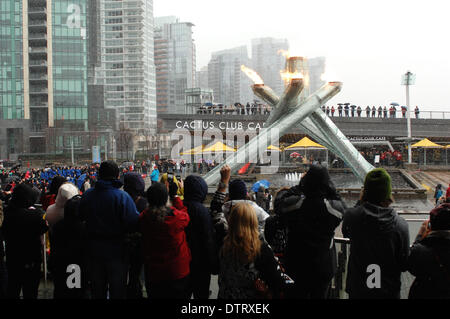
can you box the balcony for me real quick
[28,19,47,27]
[29,74,48,81]
[28,33,47,40]
[30,102,48,108]
[29,46,47,53]
[29,60,47,67]
[29,87,48,94]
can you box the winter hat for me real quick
[429,203,450,231]
[229,179,248,200]
[45,183,79,227]
[124,172,145,197]
[99,160,120,181]
[11,183,40,208]
[363,168,392,204]
[300,165,337,198]
[146,182,168,208]
[184,175,208,203]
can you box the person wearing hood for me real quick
[150,165,160,185]
[2,183,49,299]
[407,203,450,299]
[183,175,218,299]
[49,195,87,299]
[281,165,346,299]
[434,184,444,206]
[123,172,148,299]
[343,168,409,299]
[222,180,269,236]
[139,183,191,299]
[45,183,80,228]
[79,160,139,299]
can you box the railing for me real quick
[323,109,450,120]
[29,60,47,66]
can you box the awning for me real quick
[411,138,443,148]
[285,137,326,150]
[180,145,204,155]
[202,141,236,153]
[267,145,281,151]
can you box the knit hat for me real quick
[99,160,119,181]
[146,182,168,208]
[124,172,146,197]
[229,179,248,200]
[363,168,392,204]
[429,203,450,231]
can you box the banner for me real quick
[92,146,101,163]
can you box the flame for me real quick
[280,70,304,82]
[321,69,339,83]
[241,65,264,85]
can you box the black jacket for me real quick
[283,195,346,283]
[184,175,218,274]
[407,230,450,299]
[343,203,410,298]
[2,201,48,264]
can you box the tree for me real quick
[116,124,135,161]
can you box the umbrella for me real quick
[252,180,271,193]
[290,152,301,158]
[390,102,399,106]
[204,102,213,106]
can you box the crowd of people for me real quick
[321,105,421,119]
[0,160,449,300]
[197,102,271,116]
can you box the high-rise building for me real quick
[196,65,209,90]
[95,0,156,134]
[154,16,196,114]
[251,37,289,96]
[0,0,89,157]
[207,46,252,106]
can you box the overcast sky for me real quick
[154,0,450,112]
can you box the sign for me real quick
[349,136,386,142]
[374,155,380,164]
[92,146,101,164]
[174,120,265,131]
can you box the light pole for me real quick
[402,71,416,164]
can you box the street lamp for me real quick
[402,71,416,164]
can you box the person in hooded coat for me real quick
[281,165,346,299]
[343,168,410,299]
[45,183,80,228]
[407,203,450,299]
[183,175,218,299]
[2,183,49,299]
[49,195,87,299]
[123,172,148,299]
[79,161,139,299]
[139,183,191,299]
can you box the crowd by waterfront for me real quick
[322,105,421,119]
[0,160,449,300]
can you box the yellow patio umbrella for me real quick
[285,137,327,163]
[180,145,204,155]
[267,145,281,151]
[202,141,236,153]
[411,138,443,165]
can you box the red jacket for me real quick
[139,206,191,282]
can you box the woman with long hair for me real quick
[139,182,191,299]
[218,202,285,299]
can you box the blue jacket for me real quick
[150,169,160,182]
[79,179,139,260]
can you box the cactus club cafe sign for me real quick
[174,120,265,131]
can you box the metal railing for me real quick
[324,110,450,120]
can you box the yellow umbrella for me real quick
[411,138,443,148]
[202,141,236,153]
[285,137,327,163]
[411,138,443,165]
[180,145,204,155]
[285,137,326,150]
[267,145,281,151]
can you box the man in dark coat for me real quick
[343,168,409,299]
[2,183,48,299]
[79,161,139,299]
[407,203,450,299]
[281,165,347,299]
[183,175,217,299]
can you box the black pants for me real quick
[88,257,129,299]
[6,260,41,299]
[189,269,211,299]
[146,275,190,299]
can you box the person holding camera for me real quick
[407,203,450,299]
